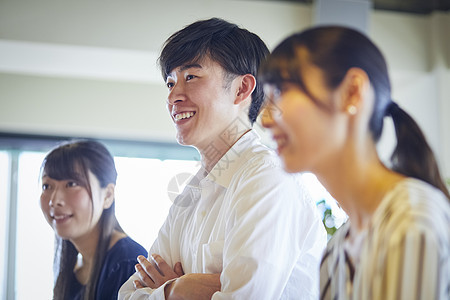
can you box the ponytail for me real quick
[388,101,450,199]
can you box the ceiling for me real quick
[268,0,450,15]
[374,0,450,14]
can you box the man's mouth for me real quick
[174,111,195,121]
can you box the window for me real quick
[301,173,347,239]
[16,151,53,300]
[0,152,9,298]
[114,157,199,250]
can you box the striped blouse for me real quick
[320,178,450,300]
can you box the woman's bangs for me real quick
[260,48,305,90]
[42,150,88,187]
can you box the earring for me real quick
[347,105,357,115]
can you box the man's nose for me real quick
[167,82,186,105]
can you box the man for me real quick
[119,18,326,300]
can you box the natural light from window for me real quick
[114,157,200,250]
[16,151,53,300]
[0,152,9,298]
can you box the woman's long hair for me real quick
[258,26,449,199]
[41,140,125,299]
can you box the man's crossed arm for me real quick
[133,254,221,300]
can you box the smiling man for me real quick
[119,18,326,300]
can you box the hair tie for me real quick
[387,101,399,116]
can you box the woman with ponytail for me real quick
[257,26,450,299]
[40,140,146,299]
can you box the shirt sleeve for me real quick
[213,157,326,299]
[118,279,169,300]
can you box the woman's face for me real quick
[40,170,109,244]
[261,62,347,174]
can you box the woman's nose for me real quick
[48,188,64,207]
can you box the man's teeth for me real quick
[175,112,195,120]
[54,215,68,220]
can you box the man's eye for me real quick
[166,82,174,89]
[186,75,196,81]
[42,184,49,191]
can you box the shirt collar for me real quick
[206,130,260,188]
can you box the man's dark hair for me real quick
[158,17,269,124]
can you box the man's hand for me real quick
[133,254,184,289]
[165,273,221,300]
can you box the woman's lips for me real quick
[52,214,72,224]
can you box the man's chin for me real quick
[176,136,192,147]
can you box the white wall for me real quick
[371,11,450,179]
[0,0,449,178]
[432,12,450,182]
[0,0,311,142]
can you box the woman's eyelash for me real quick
[67,181,79,187]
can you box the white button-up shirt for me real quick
[119,130,327,299]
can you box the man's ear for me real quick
[235,74,256,105]
[103,183,115,209]
[339,67,370,115]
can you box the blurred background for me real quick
[1,0,449,299]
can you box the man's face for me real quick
[165,56,239,152]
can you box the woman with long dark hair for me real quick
[40,140,146,299]
[258,26,450,299]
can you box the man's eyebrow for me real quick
[179,63,202,72]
